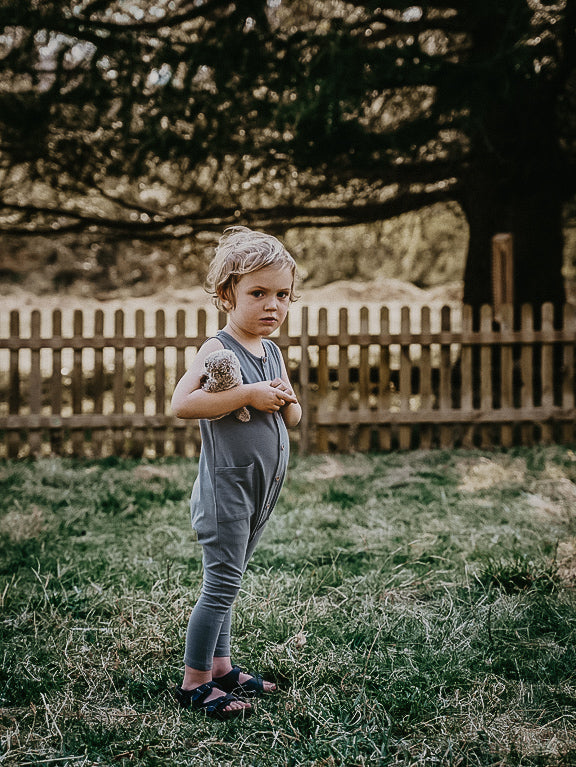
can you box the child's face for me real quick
[223,265,293,338]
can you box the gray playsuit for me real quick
[184,330,290,670]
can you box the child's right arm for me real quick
[171,339,297,420]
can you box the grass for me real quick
[1,446,576,766]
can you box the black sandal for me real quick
[174,681,251,720]
[212,665,272,698]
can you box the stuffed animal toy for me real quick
[200,349,251,422]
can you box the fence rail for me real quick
[1,302,575,457]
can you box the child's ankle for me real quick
[212,657,233,678]
[182,666,212,690]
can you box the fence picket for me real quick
[113,310,125,454]
[500,304,514,448]
[337,308,350,452]
[358,307,371,451]
[317,308,329,452]
[399,307,411,449]
[439,306,453,448]
[562,304,575,444]
[419,306,432,450]
[93,309,105,457]
[461,305,474,447]
[520,304,535,446]
[378,307,391,451]
[29,310,42,455]
[132,310,146,457]
[299,306,310,454]
[71,310,84,455]
[155,310,166,457]
[51,309,63,455]
[8,311,20,458]
[173,309,187,456]
[541,303,554,444]
[480,305,493,448]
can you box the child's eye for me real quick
[251,290,264,297]
[278,292,289,299]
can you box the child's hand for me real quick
[269,378,298,408]
[247,381,298,412]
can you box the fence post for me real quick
[492,233,514,324]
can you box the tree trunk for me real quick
[462,175,565,317]
[461,86,566,327]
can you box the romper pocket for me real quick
[214,463,254,523]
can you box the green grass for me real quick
[1,446,576,766]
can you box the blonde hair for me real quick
[206,226,297,310]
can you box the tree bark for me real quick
[461,86,567,326]
[462,173,565,314]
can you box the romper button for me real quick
[275,476,280,482]
[281,444,285,450]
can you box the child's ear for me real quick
[218,287,234,311]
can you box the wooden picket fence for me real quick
[1,301,575,458]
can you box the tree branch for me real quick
[0,184,461,239]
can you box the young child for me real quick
[171,226,302,720]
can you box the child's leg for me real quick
[184,556,244,671]
[213,608,232,659]
[210,524,276,692]
[181,547,251,712]
[207,523,262,664]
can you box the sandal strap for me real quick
[213,665,243,685]
[190,681,242,711]
[174,681,248,719]
[190,681,217,705]
[203,691,241,715]
[213,665,265,696]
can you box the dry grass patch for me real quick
[457,455,527,492]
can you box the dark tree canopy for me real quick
[0,0,575,310]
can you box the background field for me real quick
[2,446,576,766]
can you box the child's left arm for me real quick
[270,356,302,428]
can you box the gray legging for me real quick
[184,513,265,671]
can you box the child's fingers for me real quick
[273,388,297,405]
[270,378,297,402]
